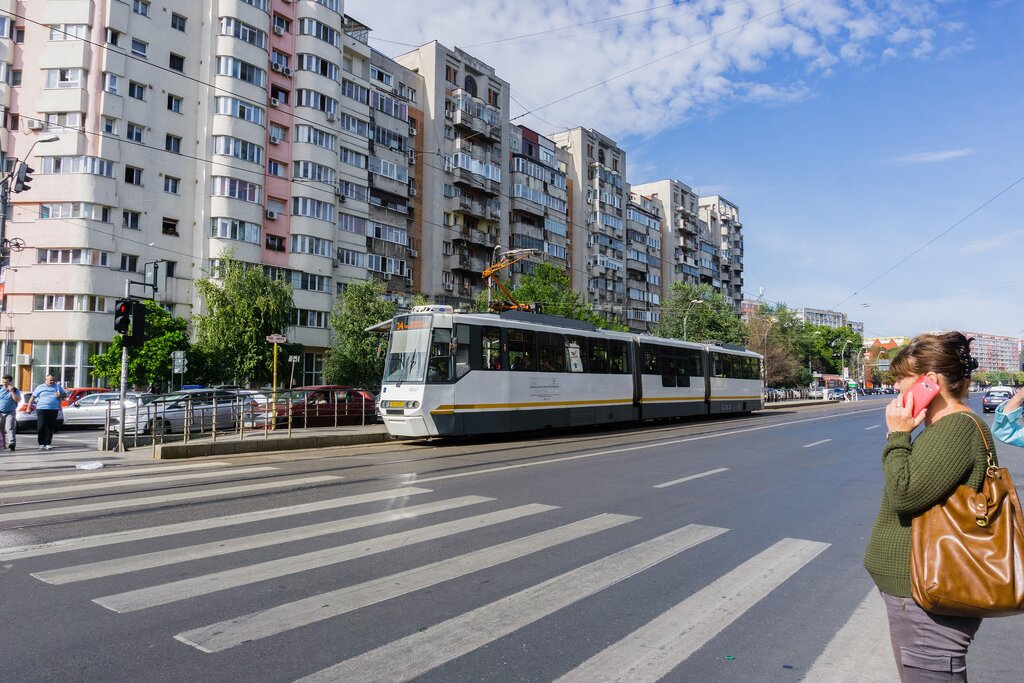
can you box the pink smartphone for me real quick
[901,377,941,417]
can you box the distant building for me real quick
[961,332,1020,373]
[795,307,863,335]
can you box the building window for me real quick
[267,159,286,177]
[105,28,121,46]
[125,123,144,142]
[131,39,148,58]
[265,234,286,252]
[45,68,85,89]
[102,117,116,134]
[167,94,182,113]
[165,134,181,153]
[124,166,142,185]
[272,15,290,33]
[171,13,187,32]
[120,254,139,272]
[10,69,21,87]
[122,210,140,229]
[169,54,185,72]
[164,176,180,194]
[128,81,145,100]
[162,218,179,236]
[132,0,150,17]
[103,73,118,94]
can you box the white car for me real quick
[63,392,150,427]
[15,393,64,432]
[114,389,244,434]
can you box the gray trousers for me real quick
[882,591,982,682]
[0,410,14,447]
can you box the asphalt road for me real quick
[1,396,1020,682]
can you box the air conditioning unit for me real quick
[338,195,346,203]
[408,249,418,258]
[271,62,283,73]
[325,112,337,122]
[382,273,391,281]
[282,67,292,78]
[444,283,454,292]
[409,188,417,197]
[409,126,417,136]
[391,87,399,95]
[273,25,285,36]
[16,354,31,365]
[408,156,416,166]
[270,97,280,107]
[405,277,413,285]
[445,110,453,119]
[27,120,45,131]
[269,135,281,145]
[266,209,279,220]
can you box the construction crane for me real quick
[481,247,542,313]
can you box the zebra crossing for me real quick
[1,461,900,681]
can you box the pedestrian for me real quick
[26,373,66,450]
[992,386,1024,447]
[0,374,21,450]
[863,331,990,682]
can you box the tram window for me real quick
[588,339,609,373]
[427,328,453,383]
[508,329,537,371]
[482,327,502,370]
[675,353,691,387]
[453,324,471,379]
[661,354,677,387]
[538,332,565,372]
[608,340,628,374]
[682,349,702,378]
[565,335,586,372]
[642,344,660,374]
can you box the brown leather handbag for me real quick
[910,413,1024,617]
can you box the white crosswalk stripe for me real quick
[0,461,234,487]
[3,479,909,681]
[3,466,281,499]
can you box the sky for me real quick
[347,0,1024,340]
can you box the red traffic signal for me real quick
[114,299,132,334]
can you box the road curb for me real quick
[154,431,392,459]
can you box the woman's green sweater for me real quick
[863,411,994,597]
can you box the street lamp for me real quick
[682,299,705,342]
[1,134,59,254]
[762,316,776,383]
[840,339,852,381]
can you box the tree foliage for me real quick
[323,280,397,389]
[192,254,294,386]
[748,303,804,386]
[655,282,745,344]
[90,300,190,389]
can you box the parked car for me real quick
[15,393,65,432]
[113,389,243,434]
[981,387,1015,414]
[63,392,150,427]
[826,387,847,401]
[808,387,824,399]
[61,387,112,408]
[250,385,377,428]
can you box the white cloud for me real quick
[348,0,974,140]
[885,148,976,164]
[959,229,1024,255]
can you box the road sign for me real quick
[266,334,287,344]
[171,350,186,361]
[173,359,187,374]
[288,355,299,363]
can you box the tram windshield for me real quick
[383,314,432,384]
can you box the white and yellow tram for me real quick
[377,306,763,438]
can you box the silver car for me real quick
[114,389,243,434]
[63,392,150,427]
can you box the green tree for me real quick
[655,282,745,344]
[748,303,803,386]
[192,254,294,386]
[90,300,190,389]
[323,280,397,389]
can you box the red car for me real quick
[255,385,377,428]
[62,387,113,408]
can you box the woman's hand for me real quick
[886,393,925,434]
[1003,387,1024,413]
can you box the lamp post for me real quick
[1,134,59,255]
[762,316,776,384]
[840,339,852,381]
[682,299,705,342]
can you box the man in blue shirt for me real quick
[0,374,21,450]
[26,373,65,450]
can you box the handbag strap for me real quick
[962,411,996,469]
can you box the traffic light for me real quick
[12,163,34,193]
[114,299,132,334]
[127,301,147,348]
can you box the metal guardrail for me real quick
[100,393,376,451]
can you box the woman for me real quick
[992,386,1024,447]
[863,332,993,682]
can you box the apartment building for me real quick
[621,192,662,333]
[795,307,863,335]
[549,127,628,326]
[0,0,429,387]
[960,332,1020,373]
[698,196,744,310]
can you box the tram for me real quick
[377,305,763,438]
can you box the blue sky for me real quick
[350,0,1024,340]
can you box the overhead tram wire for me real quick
[830,173,1024,310]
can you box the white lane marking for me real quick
[176,513,643,654]
[33,495,492,585]
[803,588,898,682]
[0,462,233,487]
[0,487,432,562]
[653,468,729,489]
[409,409,881,485]
[3,466,281,499]
[802,439,833,448]
[0,476,341,524]
[96,503,557,613]
[865,425,882,430]
[556,538,830,683]
[291,524,728,682]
